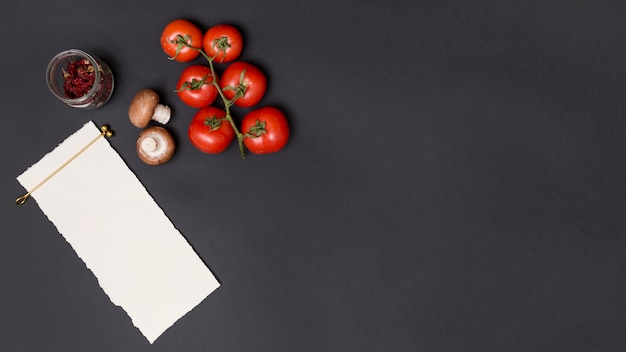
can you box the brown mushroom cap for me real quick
[129,89,160,128]
[136,126,175,165]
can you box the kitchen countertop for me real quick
[2,1,626,351]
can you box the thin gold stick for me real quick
[16,124,113,205]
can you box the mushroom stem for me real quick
[141,137,158,152]
[152,104,171,124]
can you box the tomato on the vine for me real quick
[188,106,235,154]
[160,19,203,62]
[242,106,289,154]
[175,65,218,108]
[203,24,243,64]
[220,61,267,108]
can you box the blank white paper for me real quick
[16,121,220,343]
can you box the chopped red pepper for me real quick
[62,59,96,98]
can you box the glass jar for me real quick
[46,49,114,110]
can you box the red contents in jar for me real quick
[62,59,96,98]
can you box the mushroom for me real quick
[128,88,171,128]
[136,126,175,165]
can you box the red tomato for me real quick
[242,106,289,154]
[220,61,267,108]
[175,65,218,108]
[203,24,243,64]
[188,107,235,154]
[160,19,203,62]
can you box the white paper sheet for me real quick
[16,121,220,343]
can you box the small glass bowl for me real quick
[46,49,114,110]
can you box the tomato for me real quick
[160,19,203,62]
[203,24,243,64]
[220,61,267,108]
[175,65,218,108]
[188,107,235,154]
[242,106,289,154]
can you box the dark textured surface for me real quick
[2,1,626,351]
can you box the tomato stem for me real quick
[175,74,211,92]
[169,34,199,61]
[195,46,247,158]
[212,36,231,63]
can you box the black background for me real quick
[2,1,626,351]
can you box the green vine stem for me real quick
[190,43,247,158]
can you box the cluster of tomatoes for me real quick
[160,19,289,157]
